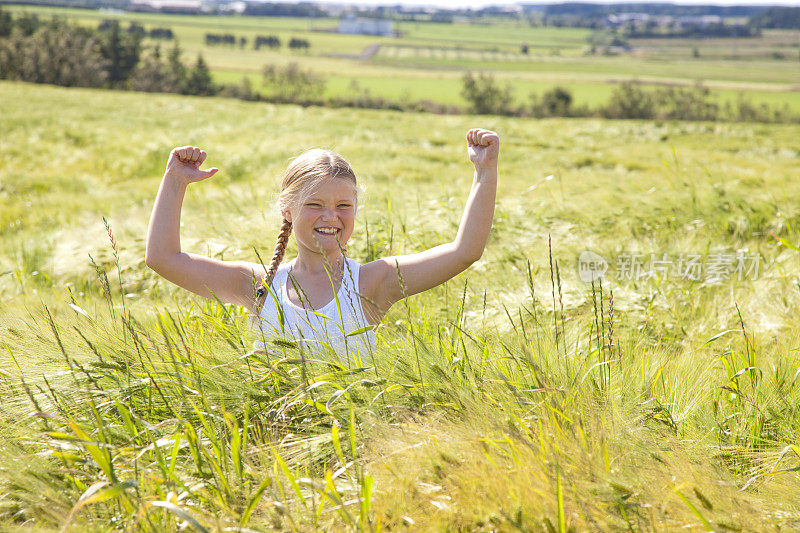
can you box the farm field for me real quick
[2,80,800,530]
[4,4,800,112]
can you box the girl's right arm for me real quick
[145,146,264,311]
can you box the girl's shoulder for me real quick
[344,256,364,270]
[356,257,396,295]
[265,262,292,287]
[252,261,289,298]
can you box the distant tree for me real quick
[239,36,247,49]
[148,28,174,39]
[254,35,280,50]
[127,21,145,37]
[167,41,187,90]
[0,19,108,87]
[184,54,216,96]
[130,44,182,93]
[288,37,310,51]
[205,33,236,46]
[460,71,515,115]
[15,13,41,36]
[97,19,141,85]
[0,6,12,38]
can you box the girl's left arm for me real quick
[361,128,499,320]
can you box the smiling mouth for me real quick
[315,228,341,236]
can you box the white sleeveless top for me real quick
[253,258,376,362]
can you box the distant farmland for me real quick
[4,3,800,111]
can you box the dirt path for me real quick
[359,43,381,60]
[322,42,382,60]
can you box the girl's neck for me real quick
[291,251,345,277]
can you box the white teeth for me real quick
[316,228,338,235]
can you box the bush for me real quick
[655,84,718,121]
[460,71,515,115]
[219,76,260,101]
[727,97,780,123]
[601,81,655,119]
[530,86,573,117]
[262,62,324,101]
[129,44,182,93]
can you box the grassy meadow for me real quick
[2,79,800,530]
[3,3,800,111]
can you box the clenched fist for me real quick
[466,129,499,170]
[164,146,219,185]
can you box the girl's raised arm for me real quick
[361,128,499,320]
[145,146,264,311]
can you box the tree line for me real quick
[204,33,310,51]
[0,8,796,124]
[253,35,280,50]
[459,72,800,123]
[204,33,238,47]
[0,9,213,94]
[750,7,800,29]
[98,19,172,39]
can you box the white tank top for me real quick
[253,257,376,362]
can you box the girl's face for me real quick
[285,178,358,258]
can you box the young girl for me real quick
[145,128,499,359]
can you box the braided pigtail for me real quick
[256,218,292,310]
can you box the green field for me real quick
[4,4,800,112]
[2,80,800,530]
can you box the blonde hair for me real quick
[256,149,359,307]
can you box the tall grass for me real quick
[1,225,799,530]
[1,81,800,530]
